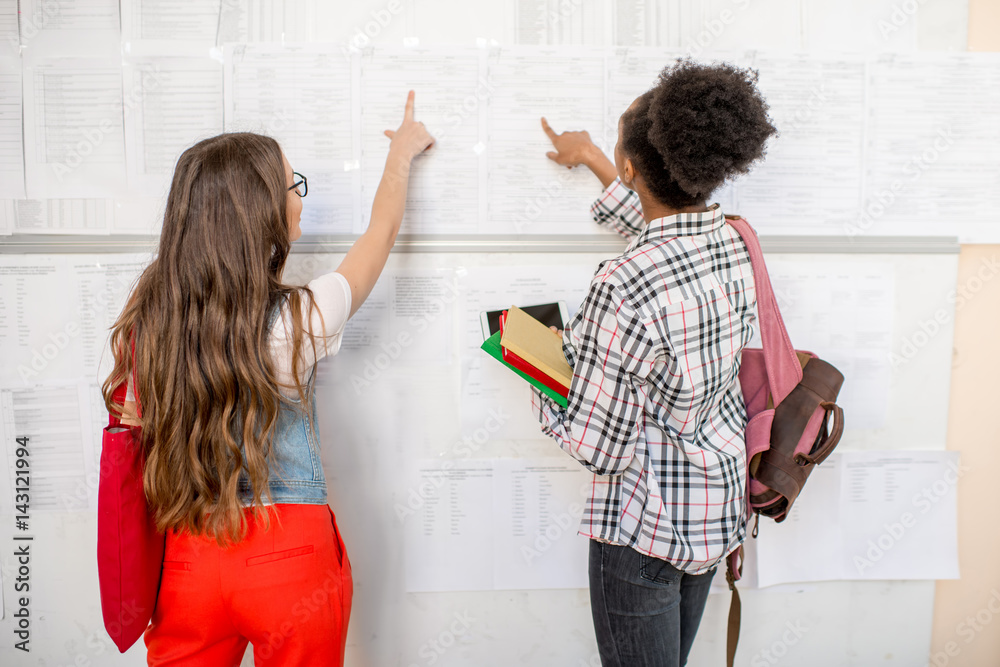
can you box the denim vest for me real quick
[237,304,328,505]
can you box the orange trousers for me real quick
[145,504,352,666]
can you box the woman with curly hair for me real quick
[537,60,777,666]
[104,92,433,665]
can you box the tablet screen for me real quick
[483,302,564,337]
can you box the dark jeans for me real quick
[589,541,716,667]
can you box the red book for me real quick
[499,311,570,397]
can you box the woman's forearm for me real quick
[335,91,432,318]
[368,148,412,245]
[583,145,618,189]
[337,149,412,316]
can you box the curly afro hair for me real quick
[620,59,777,208]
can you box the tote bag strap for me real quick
[108,334,142,427]
[129,335,142,420]
[725,217,802,404]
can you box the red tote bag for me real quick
[97,347,164,652]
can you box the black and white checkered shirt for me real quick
[532,177,757,574]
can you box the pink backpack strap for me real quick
[726,217,802,404]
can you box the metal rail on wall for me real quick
[0,234,962,255]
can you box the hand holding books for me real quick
[480,306,573,408]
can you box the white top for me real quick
[270,271,353,397]
[125,271,352,403]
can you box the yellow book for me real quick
[500,306,573,388]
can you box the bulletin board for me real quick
[0,1,977,665]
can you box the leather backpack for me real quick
[724,217,846,667]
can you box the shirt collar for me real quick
[628,203,726,251]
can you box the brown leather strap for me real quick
[726,550,742,667]
[794,402,844,466]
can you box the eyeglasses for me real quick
[288,171,308,197]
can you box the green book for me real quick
[481,331,569,409]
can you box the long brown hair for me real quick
[102,132,323,545]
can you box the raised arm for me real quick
[336,91,434,317]
[540,117,645,239]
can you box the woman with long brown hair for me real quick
[103,91,433,665]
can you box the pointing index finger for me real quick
[541,116,558,141]
[404,90,415,121]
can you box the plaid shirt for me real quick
[532,177,757,574]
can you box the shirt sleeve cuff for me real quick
[531,385,566,436]
[561,327,577,369]
[331,271,353,326]
[590,177,621,221]
[298,271,354,360]
[590,177,643,238]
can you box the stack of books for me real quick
[480,306,572,408]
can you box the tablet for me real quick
[480,302,569,341]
